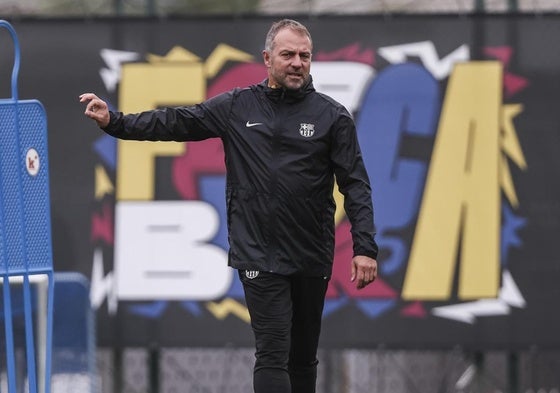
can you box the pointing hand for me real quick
[79,93,110,128]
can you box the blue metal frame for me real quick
[0,19,54,393]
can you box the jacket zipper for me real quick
[266,101,284,270]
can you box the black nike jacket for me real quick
[102,77,378,276]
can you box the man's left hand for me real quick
[351,255,378,289]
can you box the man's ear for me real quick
[263,50,271,67]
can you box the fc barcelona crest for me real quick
[245,270,259,279]
[299,123,315,137]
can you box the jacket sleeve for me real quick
[330,112,379,260]
[101,91,234,141]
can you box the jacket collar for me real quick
[258,76,315,104]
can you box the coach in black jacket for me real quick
[81,19,378,393]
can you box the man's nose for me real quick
[291,55,303,67]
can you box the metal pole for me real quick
[323,349,333,393]
[113,0,123,16]
[474,351,485,393]
[149,347,160,393]
[113,348,123,393]
[508,352,520,393]
[146,0,156,16]
[508,0,519,12]
[475,0,485,13]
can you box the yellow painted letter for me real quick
[117,52,205,200]
[402,62,502,300]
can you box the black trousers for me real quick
[239,270,330,393]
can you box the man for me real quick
[80,19,378,393]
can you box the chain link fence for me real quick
[1,0,560,16]
[94,347,560,393]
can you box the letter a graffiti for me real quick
[402,62,502,300]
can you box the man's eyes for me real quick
[281,52,311,60]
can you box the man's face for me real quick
[263,28,312,90]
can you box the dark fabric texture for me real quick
[103,77,378,277]
[240,270,329,393]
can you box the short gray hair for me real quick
[264,19,313,52]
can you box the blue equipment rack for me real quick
[0,20,54,393]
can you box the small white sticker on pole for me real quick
[26,148,40,176]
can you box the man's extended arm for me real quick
[79,91,232,141]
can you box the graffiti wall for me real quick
[2,15,559,349]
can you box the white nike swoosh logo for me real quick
[246,121,263,128]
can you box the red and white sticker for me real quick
[26,148,40,176]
